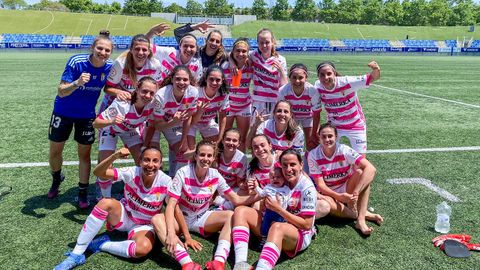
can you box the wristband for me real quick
[72,80,79,87]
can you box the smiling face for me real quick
[257,32,273,58]
[318,65,337,90]
[180,37,197,61]
[274,101,292,125]
[172,69,190,97]
[280,153,302,185]
[222,130,240,154]
[319,126,337,151]
[90,39,112,66]
[135,81,157,107]
[206,70,223,92]
[131,41,150,68]
[205,32,222,55]
[290,68,307,89]
[140,149,162,178]
[232,43,249,65]
[195,144,215,170]
[252,135,272,160]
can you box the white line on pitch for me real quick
[372,84,480,109]
[1,146,479,169]
[356,27,365,40]
[32,11,55,34]
[387,178,460,202]
[85,18,93,35]
[106,14,112,29]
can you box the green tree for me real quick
[186,0,204,15]
[109,1,122,14]
[148,0,163,12]
[1,0,27,9]
[402,0,428,25]
[272,0,290,21]
[318,0,337,22]
[448,0,475,25]
[291,0,317,21]
[336,0,363,24]
[383,0,403,25]
[59,0,93,12]
[165,3,185,14]
[204,0,234,16]
[123,0,162,15]
[252,0,269,19]
[361,0,383,24]
[427,0,451,26]
[91,3,110,13]
[29,0,68,11]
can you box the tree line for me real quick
[2,0,479,26]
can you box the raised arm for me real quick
[368,61,381,82]
[93,148,130,179]
[57,73,90,98]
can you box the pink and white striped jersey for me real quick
[250,50,287,102]
[285,174,316,225]
[307,143,363,190]
[153,84,198,125]
[256,119,304,155]
[217,149,247,188]
[195,87,230,125]
[277,82,321,120]
[248,155,279,188]
[98,99,154,135]
[222,62,253,113]
[168,164,232,218]
[152,46,203,82]
[101,55,163,113]
[314,75,372,130]
[111,166,171,225]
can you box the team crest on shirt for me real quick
[156,192,162,201]
[108,69,116,79]
[101,73,105,81]
[208,184,213,192]
[107,107,118,118]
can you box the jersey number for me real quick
[51,116,61,128]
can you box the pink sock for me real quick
[256,242,280,270]
[232,226,250,263]
[101,240,135,258]
[72,206,108,255]
[214,239,231,263]
[175,243,193,265]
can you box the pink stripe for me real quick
[97,180,112,189]
[324,99,357,113]
[315,155,345,165]
[335,118,363,130]
[113,168,118,181]
[264,128,286,140]
[322,91,356,104]
[128,242,136,257]
[366,74,372,86]
[284,94,311,101]
[136,69,157,76]
[335,110,359,121]
[325,176,350,187]
[253,90,277,98]
[168,191,180,200]
[128,230,135,240]
[259,246,279,266]
[175,250,188,261]
[300,211,316,217]
[92,206,108,220]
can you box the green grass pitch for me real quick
[0,52,479,269]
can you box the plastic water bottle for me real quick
[435,201,451,234]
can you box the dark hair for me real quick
[217,128,241,163]
[248,134,273,175]
[179,34,199,59]
[131,76,158,105]
[230,37,250,67]
[273,100,300,141]
[288,63,308,78]
[199,65,228,96]
[92,30,113,49]
[257,28,277,57]
[317,61,340,76]
[140,147,162,161]
[279,148,303,166]
[204,30,226,65]
[120,34,152,88]
[159,65,196,89]
[319,122,338,136]
[191,140,218,168]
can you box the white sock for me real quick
[214,239,231,263]
[72,206,108,255]
[256,242,280,270]
[174,243,193,265]
[232,226,250,264]
[97,177,112,198]
[101,240,135,258]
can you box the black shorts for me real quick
[48,113,95,145]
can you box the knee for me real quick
[96,198,116,211]
[316,199,331,219]
[267,222,286,237]
[151,214,165,227]
[78,148,92,161]
[134,238,153,258]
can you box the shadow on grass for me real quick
[316,215,374,238]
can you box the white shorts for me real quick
[337,128,367,154]
[188,120,219,138]
[285,227,316,258]
[183,210,213,237]
[99,128,142,151]
[295,118,313,129]
[227,104,252,118]
[252,101,275,116]
[162,124,183,145]
[106,200,155,239]
[330,182,347,194]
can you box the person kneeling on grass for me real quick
[54,147,188,270]
[307,123,383,235]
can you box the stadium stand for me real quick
[444,40,458,48]
[401,39,437,47]
[342,39,390,47]
[469,40,480,48]
[2,34,64,43]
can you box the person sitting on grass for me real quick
[308,123,383,235]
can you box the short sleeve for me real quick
[343,145,363,166]
[60,58,77,83]
[216,172,232,195]
[220,94,230,113]
[153,89,166,119]
[168,170,183,199]
[100,99,123,120]
[112,167,135,184]
[308,84,322,112]
[346,75,370,91]
[106,60,123,87]
[300,185,317,217]
[307,149,323,180]
[291,129,305,155]
[238,154,247,180]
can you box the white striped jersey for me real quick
[152,45,203,83]
[256,119,304,155]
[168,164,232,218]
[250,50,287,102]
[98,99,154,135]
[307,143,363,190]
[217,149,247,188]
[314,75,372,130]
[153,84,198,124]
[277,82,321,120]
[222,62,253,113]
[195,87,230,125]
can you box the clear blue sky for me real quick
[25,0,297,9]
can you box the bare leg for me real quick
[236,116,250,153]
[49,141,65,172]
[77,143,92,185]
